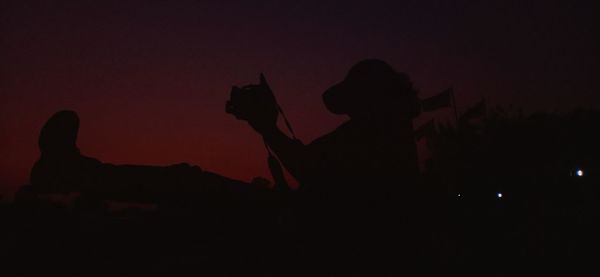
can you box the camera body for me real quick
[226,74,278,121]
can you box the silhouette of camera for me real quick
[226,74,278,121]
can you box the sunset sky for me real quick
[1,0,598,196]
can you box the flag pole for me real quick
[450,87,459,127]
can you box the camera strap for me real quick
[262,77,295,189]
[277,104,297,140]
[264,140,289,191]
[264,104,295,190]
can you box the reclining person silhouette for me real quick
[30,111,253,203]
[228,59,425,274]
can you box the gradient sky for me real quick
[1,0,598,196]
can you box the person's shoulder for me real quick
[309,121,352,146]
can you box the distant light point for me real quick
[576,169,584,177]
[497,193,503,198]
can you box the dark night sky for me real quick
[1,0,598,195]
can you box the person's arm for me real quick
[224,75,319,184]
[257,126,317,185]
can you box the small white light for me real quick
[576,169,584,177]
[497,193,503,198]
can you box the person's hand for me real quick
[226,74,279,134]
[245,92,278,134]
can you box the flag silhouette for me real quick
[459,98,486,122]
[421,88,453,112]
[414,119,436,140]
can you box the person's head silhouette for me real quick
[323,59,419,121]
[38,110,80,156]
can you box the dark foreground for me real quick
[3,110,600,276]
[1,177,598,277]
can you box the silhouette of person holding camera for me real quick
[228,59,423,274]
